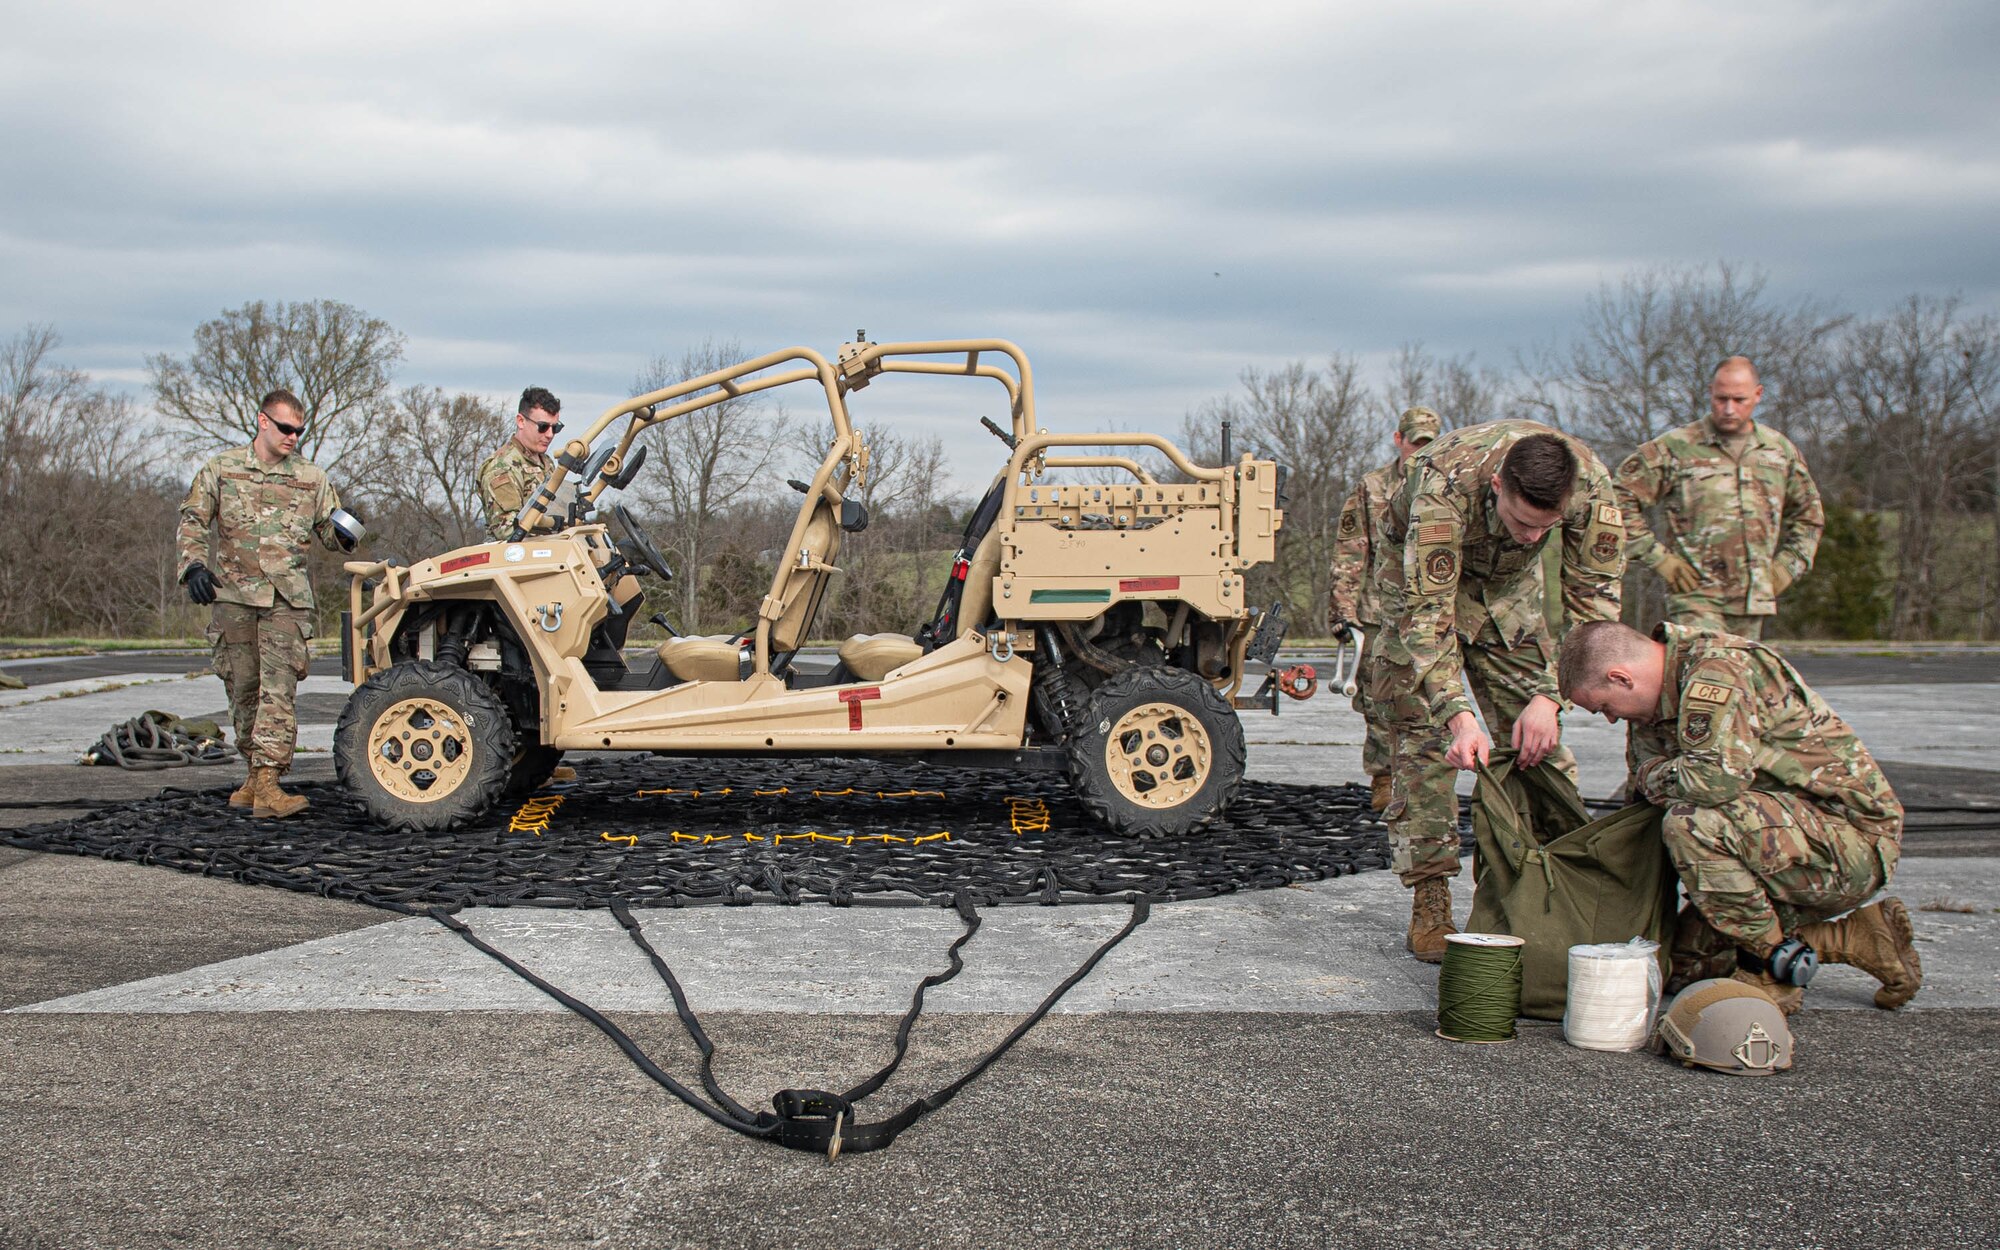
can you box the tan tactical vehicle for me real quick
[335,337,1287,836]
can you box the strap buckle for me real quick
[773,1088,852,1161]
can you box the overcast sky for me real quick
[4,0,1996,475]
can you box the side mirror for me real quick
[608,444,648,490]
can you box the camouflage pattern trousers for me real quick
[1351,629,1396,779]
[1663,789,1897,958]
[209,602,313,771]
[1378,634,1577,886]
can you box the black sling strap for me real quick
[430,890,1150,1158]
[914,477,1008,653]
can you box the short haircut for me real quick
[260,388,304,416]
[1497,433,1577,511]
[1712,355,1760,385]
[1558,619,1649,701]
[518,386,561,418]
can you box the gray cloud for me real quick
[3,0,1995,477]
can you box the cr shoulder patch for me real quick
[1687,680,1733,705]
[1595,502,1622,528]
[1683,710,1714,744]
[1423,548,1458,585]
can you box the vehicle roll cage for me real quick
[513,337,1227,536]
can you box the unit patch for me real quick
[1591,530,1620,564]
[1688,680,1733,705]
[1339,509,1360,538]
[1423,548,1458,585]
[1683,711,1714,745]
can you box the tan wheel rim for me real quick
[366,696,475,802]
[1103,701,1212,810]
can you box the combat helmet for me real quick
[1657,978,1794,1076]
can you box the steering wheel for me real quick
[611,504,673,580]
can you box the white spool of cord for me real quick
[1563,939,1662,1052]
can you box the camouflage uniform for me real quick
[477,439,575,540]
[1376,420,1626,884]
[176,446,345,771]
[1614,417,1823,639]
[1631,622,1902,960]
[1329,458,1408,780]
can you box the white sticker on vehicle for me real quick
[503,545,525,562]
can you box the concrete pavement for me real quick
[2,646,1997,1249]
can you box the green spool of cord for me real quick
[1437,933,1524,1043]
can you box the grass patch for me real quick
[0,637,206,658]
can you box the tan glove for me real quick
[1656,553,1703,595]
[1772,563,1795,596]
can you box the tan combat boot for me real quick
[228,773,257,809]
[1794,899,1923,1010]
[1729,968,1803,1017]
[250,766,309,820]
[1407,877,1457,964]
[1369,775,1392,813]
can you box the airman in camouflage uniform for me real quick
[1614,357,1823,639]
[479,385,576,540]
[1559,619,1921,1014]
[1328,406,1441,811]
[1375,420,1626,960]
[176,389,348,818]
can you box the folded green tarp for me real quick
[1464,752,1677,1019]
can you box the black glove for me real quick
[182,563,217,606]
[1328,619,1354,643]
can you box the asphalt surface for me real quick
[3,645,1998,1249]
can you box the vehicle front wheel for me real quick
[1065,666,1245,838]
[334,660,515,832]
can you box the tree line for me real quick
[3,263,1995,643]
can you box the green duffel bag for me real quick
[1464,752,1677,1020]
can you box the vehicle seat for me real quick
[656,634,749,682]
[653,491,845,683]
[838,633,923,681]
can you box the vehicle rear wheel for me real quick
[1065,666,1244,838]
[335,660,514,832]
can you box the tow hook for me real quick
[1276,664,1318,700]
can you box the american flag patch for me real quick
[1416,521,1455,546]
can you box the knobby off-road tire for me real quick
[335,661,516,832]
[1065,665,1245,838]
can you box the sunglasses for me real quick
[261,411,306,437]
[526,418,564,435]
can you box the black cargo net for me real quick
[8,757,1478,1158]
[6,757,1471,912]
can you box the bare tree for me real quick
[0,326,175,636]
[1823,296,2000,638]
[1382,342,1510,429]
[349,386,508,556]
[630,340,793,634]
[1518,261,1846,464]
[1180,357,1377,625]
[148,299,405,473]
